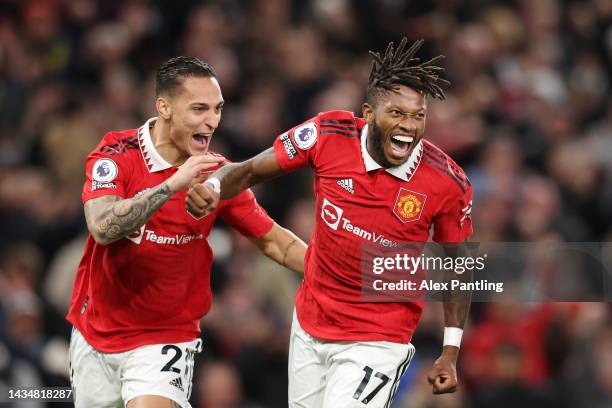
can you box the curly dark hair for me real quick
[367,38,450,104]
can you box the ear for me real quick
[362,102,374,124]
[156,96,172,120]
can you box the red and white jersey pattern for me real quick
[67,118,274,353]
[273,111,473,344]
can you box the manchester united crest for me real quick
[393,188,427,223]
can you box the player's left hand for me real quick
[186,182,220,217]
[427,348,458,394]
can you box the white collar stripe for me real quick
[138,118,172,173]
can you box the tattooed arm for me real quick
[84,154,224,245]
[84,182,173,245]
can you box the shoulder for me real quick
[317,110,365,129]
[94,128,140,158]
[317,110,359,122]
[312,110,365,140]
[280,111,364,155]
[421,140,471,194]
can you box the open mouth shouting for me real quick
[191,133,212,151]
[389,134,415,160]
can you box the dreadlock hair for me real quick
[366,38,450,105]
[156,56,217,97]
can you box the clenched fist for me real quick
[427,349,459,394]
[186,181,220,217]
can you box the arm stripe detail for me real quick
[320,130,358,138]
[422,155,467,193]
[423,150,463,178]
[320,119,357,125]
[321,124,358,132]
[422,149,469,186]
[100,135,140,156]
[423,145,468,183]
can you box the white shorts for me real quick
[288,311,415,408]
[69,327,202,408]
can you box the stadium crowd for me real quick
[0,0,611,407]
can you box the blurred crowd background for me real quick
[0,0,611,407]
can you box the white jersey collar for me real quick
[138,117,173,173]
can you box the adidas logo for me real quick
[169,377,184,391]
[337,178,354,194]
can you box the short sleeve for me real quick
[272,116,320,172]
[82,145,130,203]
[432,184,473,243]
[219,189,274,238]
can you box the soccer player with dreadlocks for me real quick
[187,38,474,407]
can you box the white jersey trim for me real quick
[138,118,173,173]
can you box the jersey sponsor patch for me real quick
[92,158,118,182]
[292,122,317,150]
[321,197,400,247]
[321,198,343,230]
[126,226,204,245]
[393,188,427,223]
[126,224,146,244]
[279,132,297,159]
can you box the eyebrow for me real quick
[388,106,426,112]
[190,101,225,108]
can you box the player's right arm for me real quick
[187,117,321,217]
[427,174,474,395]
[212,147,283,199]
[186,148,284,217]
[85,154,222,245]
[85,186,171,246]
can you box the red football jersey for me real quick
[66,118,274,352]
[273,111,473,343]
